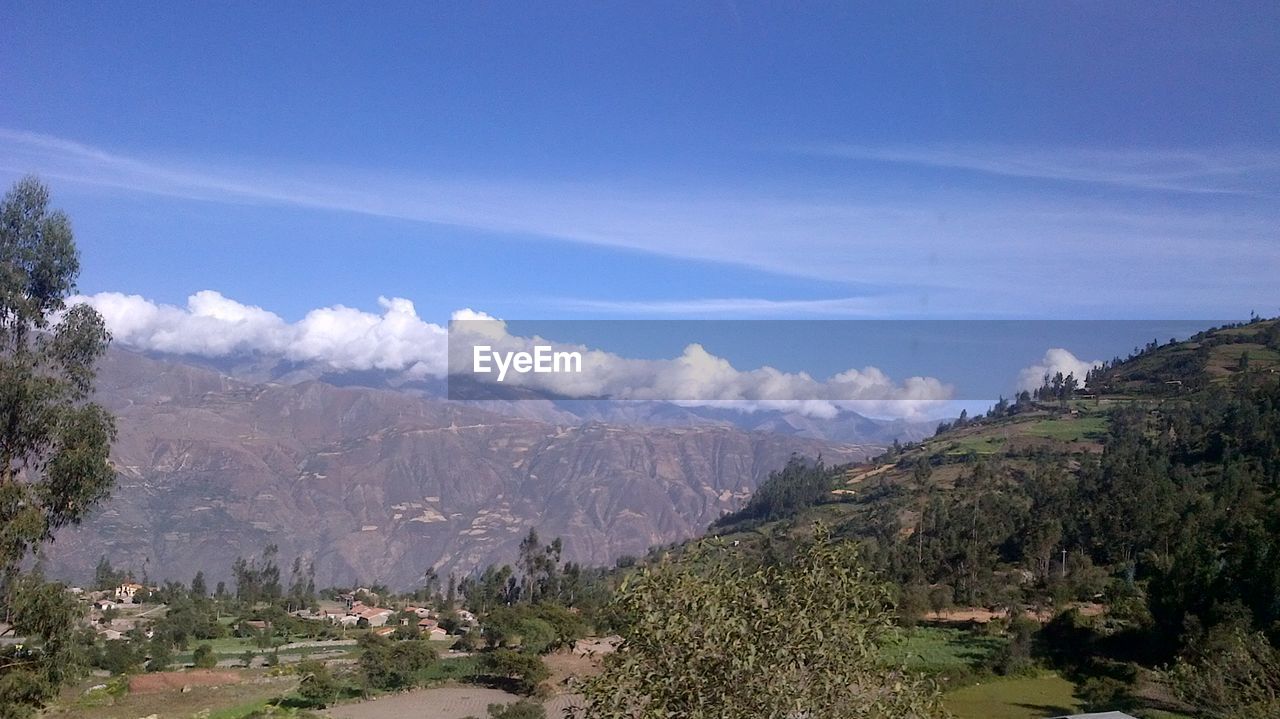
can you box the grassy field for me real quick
[1024,415,1109,442]
[49,673,298,719]
[944,434,1007,455]
[943,674,1083,719]
[881,626,1004,675]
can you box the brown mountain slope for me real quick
[47,349,875,588]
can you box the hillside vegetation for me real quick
[699,317,1280,717]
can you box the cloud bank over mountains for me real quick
[73,291,958,418]
[76,291,1115,418]
[449,319,954,419]
[77,291,451,377]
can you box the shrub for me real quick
[478,650,550,696]
[358,634,437,691]
[192,643,217,669]
[577,526,944,717]
[296,659,340,707]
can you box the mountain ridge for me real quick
[46,348,884,589]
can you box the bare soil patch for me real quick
[128,669,242,693]
[326,686,523,719]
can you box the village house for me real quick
[114,582,144,603]
[345,601,394,627]
[357,607,394,627]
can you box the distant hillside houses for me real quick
[301,600,462,639]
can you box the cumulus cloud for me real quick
[75,291,450,376]
[1016,348,1103,392]
[71,290,954,419]
[449,320,954,418]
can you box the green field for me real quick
[944,434,1007,455]
[881,626,1004,675]
[944,674,1083,719]
[1024,416,1109,442]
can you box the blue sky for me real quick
[1,3,1277,388]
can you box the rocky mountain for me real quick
[46,349,881,589]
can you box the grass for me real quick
[419,655,481,683]
[203,697,278,719]
[882,626,1004,676]
[944,673,1083,719]
[50,672,297,719]
[1024,416,1109,443]
[944,435,1007,455]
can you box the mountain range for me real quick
[45,348,934,589]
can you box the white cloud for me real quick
[1017,348,1103,392]
[449,320,954,419]
[72,290,953,419]
[75,291,450,376]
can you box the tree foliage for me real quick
[0,177,115,717]
[1168,625,1280,719]
[356,633,437,692]
[713,456,835,528]
[575,526,944,719]
[478,649,550,696]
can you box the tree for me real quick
[479,649,550,696]
[296,659,341,707]
[357,633,437,692]
[1168,626,1280,719]
[192,643,217,669]
[93,556,125,591]
[0,177,116,717]
[92,638,141,675]
[576,526,944,718]
[145,640,173,672]
[190,571,208,599]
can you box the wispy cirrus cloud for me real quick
[550,296,892,317]
[804,143,1280,195]
[5,128,1278,317]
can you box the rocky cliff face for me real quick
[48,349,876,589]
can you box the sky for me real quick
[2,3,1277,406]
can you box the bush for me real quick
[296,659,340,708]
[478,650,550,696]
[145,642,172,672]
[358,634,438,692]
[94,640,142,675]
[1078,675,1133,712]
[192,643,217,669]
[577,527,944,717]
[1168,626,1280,718]
[990,616,1038,676]
[487,700,547,719]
